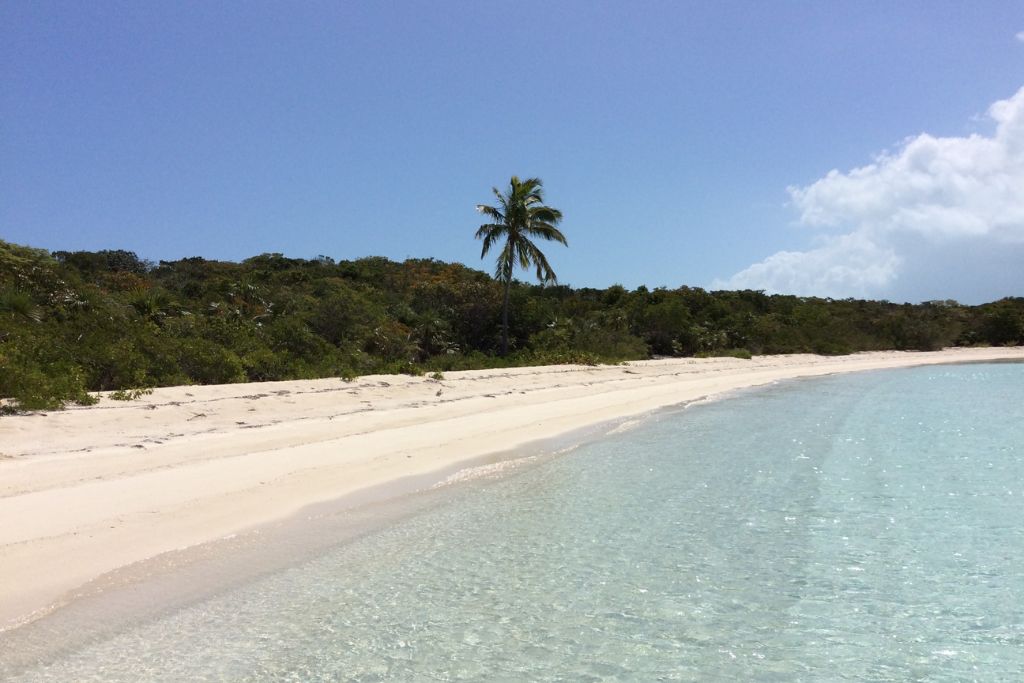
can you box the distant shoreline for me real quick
[2,347,1023,635]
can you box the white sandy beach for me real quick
[2,347,1022,631]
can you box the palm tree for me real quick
[476,176,568,355]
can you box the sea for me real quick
[4,362,1023,681]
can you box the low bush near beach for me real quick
[695,348,753,360]
[108,387,154,401]
[0,341,97,411]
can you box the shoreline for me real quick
[2,347,1023,634]
[0,416,626,673]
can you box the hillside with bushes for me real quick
[1,239,1021,411]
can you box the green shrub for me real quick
[0,338,97,411]
[109,387,154,401]
[809,341,853,356]
[425,350,509,372]
[695,348,753,360]
[522,349,601,366]
[176,339,246,384]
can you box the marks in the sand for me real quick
[321,404,376,421]
[186,412,207,421]
[407,400,436,408]
[126,435,169,449]
[481,389,520,399]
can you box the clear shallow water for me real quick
[9,363,1024,681]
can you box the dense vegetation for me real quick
[1,239,1022,411]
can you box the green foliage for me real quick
[0,289,43,323]
[0,333,97,411]
[0,238,1020,413]
[695,348,753,360]
[374,359,424,376]
[523,349,601,366]
[978,300,1024,345]
[109,387,154,401]
[527,315,647,364]
[177,338,247,385]
[53,249,149,276]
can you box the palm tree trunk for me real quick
[501,274,511,356]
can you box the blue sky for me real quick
[3,1,1023,303]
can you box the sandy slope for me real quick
[1,347,1022,630]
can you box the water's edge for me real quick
[0,388,732,674]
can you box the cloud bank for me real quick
[716,86,1024,302]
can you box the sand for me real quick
[2,347,1022,631]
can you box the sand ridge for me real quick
[2,347,1022,630]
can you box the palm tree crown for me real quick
[475,176,567,354]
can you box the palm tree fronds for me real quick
[522,240,557,284]
[476,205,505,222]
[525,221,568,246]
[474,175,568,354]
[476,225,505,257]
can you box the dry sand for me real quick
[2,347,1022,631]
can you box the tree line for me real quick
[1,238,1021,411]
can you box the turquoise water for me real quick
[8,363,1024,681]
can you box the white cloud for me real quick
[716,86,1024,301]
[1016,30,1024,43]
[721,233,901,300]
